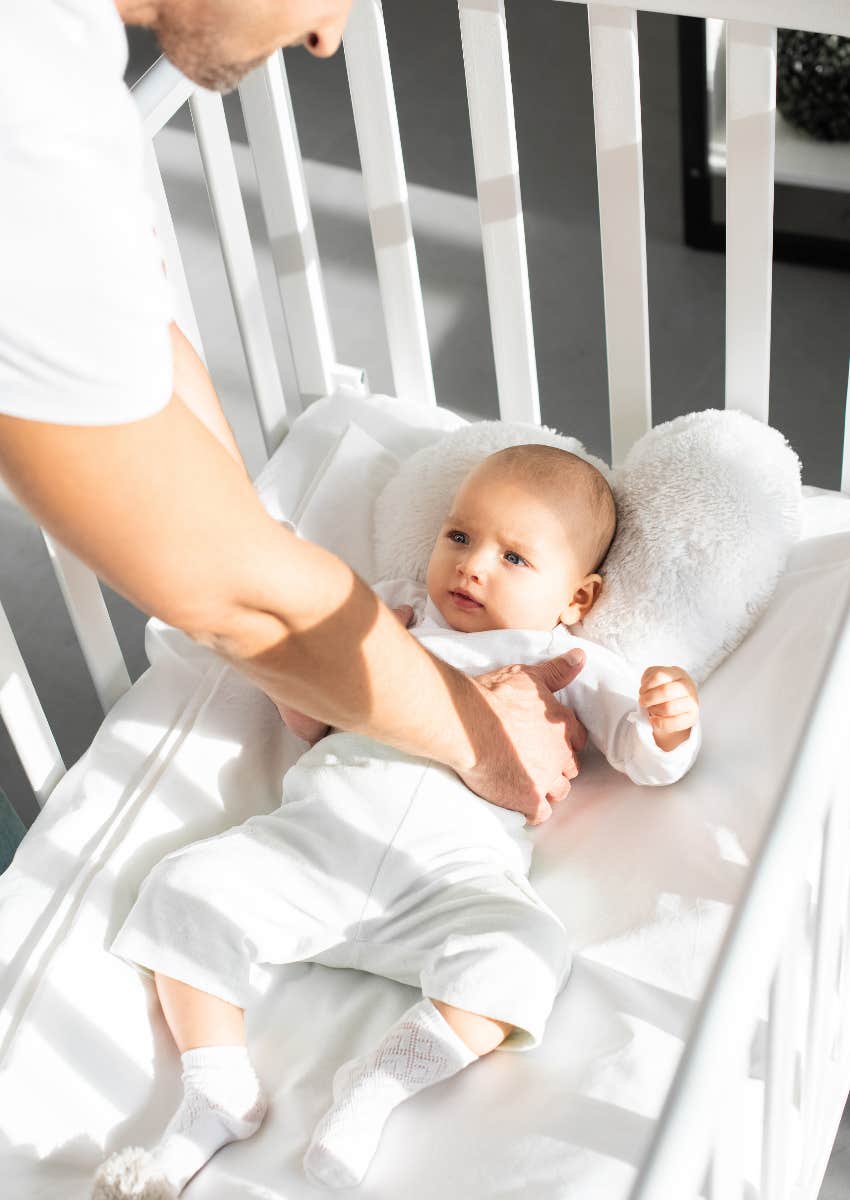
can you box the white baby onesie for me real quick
[112,580,700,1051]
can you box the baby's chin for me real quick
[435,597,515,633]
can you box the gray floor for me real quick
[2,4,849,1190]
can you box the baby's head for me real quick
[426,444,617,632]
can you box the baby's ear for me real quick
[560,574,603,627]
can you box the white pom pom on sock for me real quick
[92,1045,267,1198]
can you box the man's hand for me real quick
[458,650,588,826]
[275,604,415,745]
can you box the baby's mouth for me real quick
[450,589,484,610]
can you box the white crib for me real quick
[2,2,850,1197]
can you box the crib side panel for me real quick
[629,584,850,1199]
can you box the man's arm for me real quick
[168,322,247,475]
[0,395,584,822]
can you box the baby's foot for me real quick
[303,999,477,1189]
[92,1046,267,1198]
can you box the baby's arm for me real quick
[277,602,416,745]
[555,643,701,786]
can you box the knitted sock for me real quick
[303,998,478,1189]
[92,1045,267,1199]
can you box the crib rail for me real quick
[631,578,850,1199]
[557,0,850,37]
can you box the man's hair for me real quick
[481,444,617,573]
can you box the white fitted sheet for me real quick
[1,393,849,1199]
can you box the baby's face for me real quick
[426,465,599,632]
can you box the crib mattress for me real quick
[1,392,849,1200]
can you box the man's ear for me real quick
[560,574,603,626]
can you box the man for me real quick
[0,0,587,823]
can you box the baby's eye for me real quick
[504,550,527,566]
[448,530,468,545]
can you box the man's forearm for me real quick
[195,525,481,773]
[0,393,481,773]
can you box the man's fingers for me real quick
[546,773,572,805]
[564,709,588,754]
[526,797,554,827]
[532,649,586,695]
[562,754,579,782]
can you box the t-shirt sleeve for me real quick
[0,2,174,426]
[555,638,701,786]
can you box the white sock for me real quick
[303,998,478,1189]
[92,1045,267,1199]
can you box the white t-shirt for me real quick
[0,0,174,425]
[375,578,702,788]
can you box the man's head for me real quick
[426,444,617,633]
[118,0,353,92]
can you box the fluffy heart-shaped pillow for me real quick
[373,409,802,683]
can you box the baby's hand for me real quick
[638,666,699,752]
[276,703,330,746]
[391,604,415,628]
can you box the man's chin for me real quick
[157,37,268,94]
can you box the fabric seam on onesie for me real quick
[350,758,436,958]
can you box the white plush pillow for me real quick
[373,410,802,684]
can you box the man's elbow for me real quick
[175,598,292,670]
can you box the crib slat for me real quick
[706,1041,747,1200]
[239,55,336,409]
[189,89,290,455]
[142,141,206,361]
[842,364,850,495]
[587,4,651,466]
[458,0,539,425]
[134,56,196,139]
[42,535,132,715]
[762,894,803,1200]
[344,0,436,407]
[802,802,845,1159]
[556,2,850,39]
[724,22,777,423]
[839,835,850,1063]
[0,601,65,807]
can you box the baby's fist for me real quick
[638,665,699,751]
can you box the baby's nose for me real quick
[458,556,484,583]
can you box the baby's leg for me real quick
[303,997,510,1189]
[430,997,514,1055]
[92,974,266,1199]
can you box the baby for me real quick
[94,445,700,1199]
